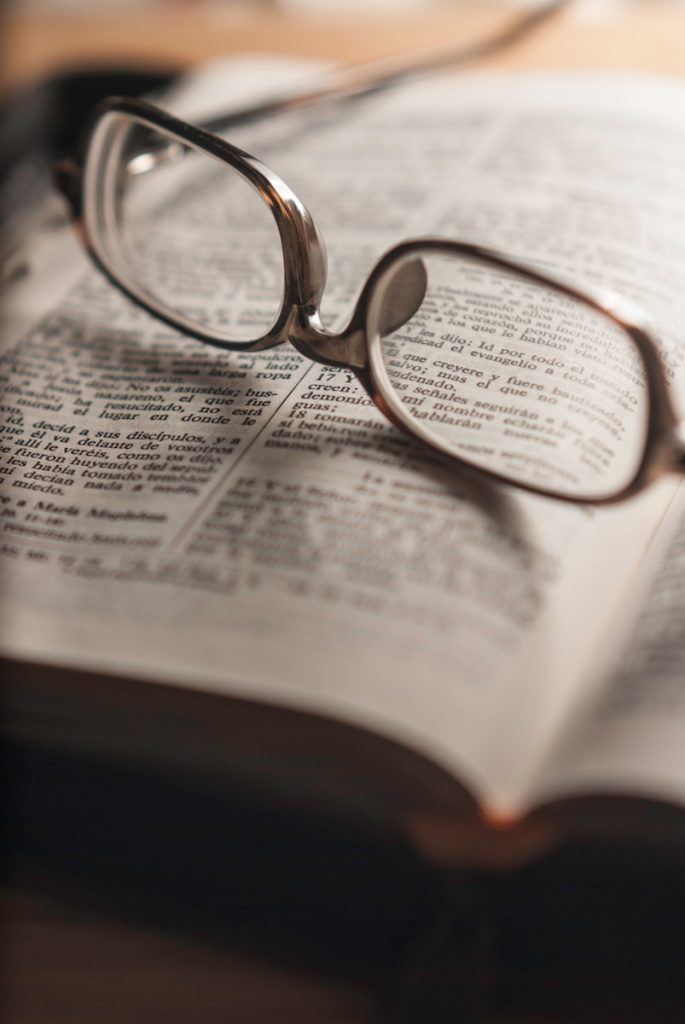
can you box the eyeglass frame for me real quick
[54,95,685,506]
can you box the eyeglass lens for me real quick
[369,254,649,500]
[89,113,285,342]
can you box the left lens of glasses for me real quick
[84,112,285,343]
[366,249,651,502]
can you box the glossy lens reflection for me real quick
[369,253,649,499]
[87,112,285,343]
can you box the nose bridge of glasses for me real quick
[341,255,429,364]
[292,255,428,370]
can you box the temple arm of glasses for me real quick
[55,1,572,207]
[199,0,572,135]
[124,0,572,175]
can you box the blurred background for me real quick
[3,1,684,100]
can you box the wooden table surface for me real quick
[2,0,685,96]
[3,3,685,1022]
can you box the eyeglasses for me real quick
[54,94,685,506]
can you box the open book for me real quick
[3,58,685,869]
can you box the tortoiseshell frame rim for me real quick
[54,96,685,506]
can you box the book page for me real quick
[529,482,685,811]
[2,62,684,814]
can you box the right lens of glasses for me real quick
[368,252,650,501]
[84,112,285,343]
